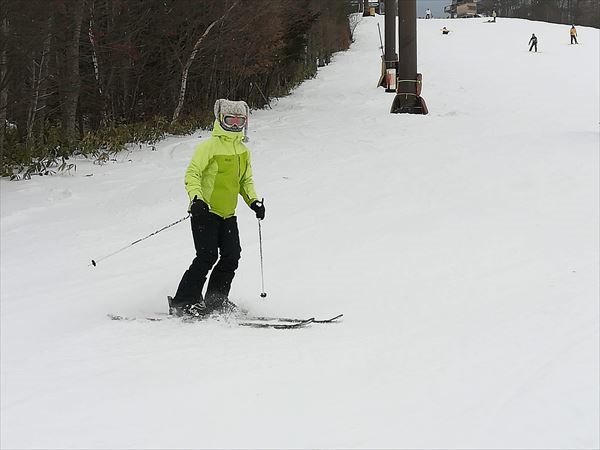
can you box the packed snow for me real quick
[1,15,598,450]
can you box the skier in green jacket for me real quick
[170,99,265,317]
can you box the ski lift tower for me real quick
[391,0,428,114]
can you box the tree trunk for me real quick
[26,16,53,145]
[88,6,107,122]
[59,0,85,139]
[171,0,240,124]
[35,16,54,143]
[0,15,8,155]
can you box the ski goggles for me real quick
[222,115,246,128]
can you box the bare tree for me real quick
[171,0,240,124]
[26,16,53,145]
[0,12,8,155]
[87,2,107,122]
[56,0,86,139]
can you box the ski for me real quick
[240,313,343,324]
[110,297,342,328]
[108,313,317,329]
[108,313,164,322]
[176,314,316,329]
[165,295,342,324]
[237,318,315,329]
[109,312,342,323]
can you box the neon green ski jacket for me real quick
[184,120,259,218]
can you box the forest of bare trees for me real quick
[477,0,600,27]
[0,0,353,178]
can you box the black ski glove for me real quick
[250,199,265,220]
[190,197,209,218]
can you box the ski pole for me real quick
[258,218,267,298]
[90,214,190,267]
[377,22,384,56]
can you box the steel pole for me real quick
[391,0,427,114]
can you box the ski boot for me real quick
[168,296,208,318]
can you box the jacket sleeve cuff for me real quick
[189,192,203,202]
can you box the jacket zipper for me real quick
[234,141,241,178]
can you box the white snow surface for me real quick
[1,16,599,450]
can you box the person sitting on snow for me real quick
[441,27,451,35]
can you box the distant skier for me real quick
[528,33,538,52]
[170,99,265,317]
[425,8,432,19]
[570,25,578,44]
[492,10,497,22]
[441,26,451,35]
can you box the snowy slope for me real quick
[1,16,598,450]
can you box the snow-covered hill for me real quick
[1,16,598,449]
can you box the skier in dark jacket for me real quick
[170,99,265,317]
[529,33,538,52]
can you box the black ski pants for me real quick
[173,213,241,307]
[571,35,577,44]
[529,42,537,52]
